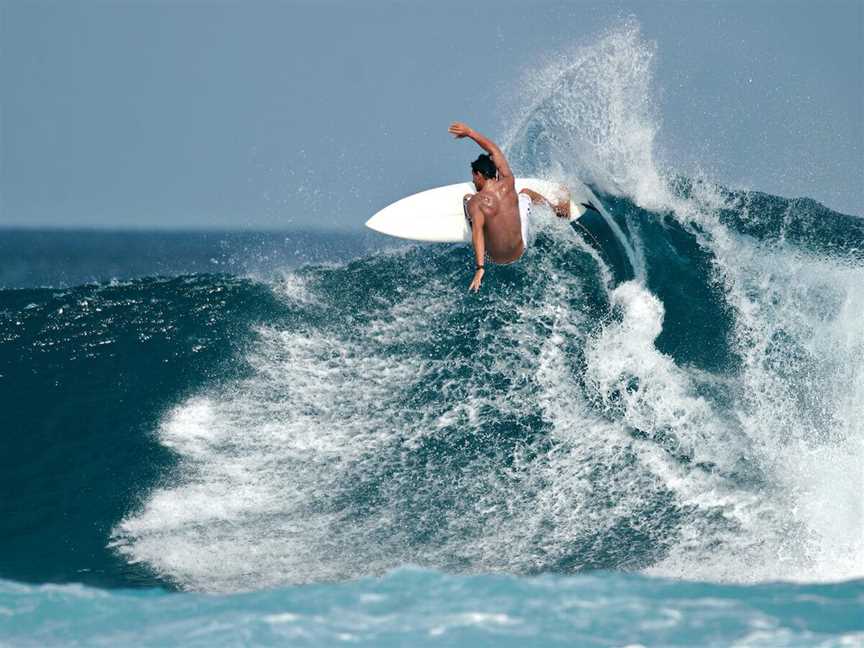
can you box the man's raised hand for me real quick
[448,122,472,139]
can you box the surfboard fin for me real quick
[581,200,600,213]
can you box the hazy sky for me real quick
[2,0,861,229]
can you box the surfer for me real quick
[448,122,570,292]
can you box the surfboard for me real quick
[365,178,595,243]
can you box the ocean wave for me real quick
[1,23,861,596]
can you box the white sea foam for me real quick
[112,221,647,590]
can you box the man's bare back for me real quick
[448,121,569,292]
[467,180,523,264]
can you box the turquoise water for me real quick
[3,570,861,647]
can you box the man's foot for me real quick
[554,199,571,219]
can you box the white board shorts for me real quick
[518,192,533,249]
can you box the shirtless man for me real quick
[448,122,569,292]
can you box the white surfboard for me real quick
[365,178,594,243]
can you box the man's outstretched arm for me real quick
[519,187,571,219]
[448,122,513,179]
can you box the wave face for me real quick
[1,23,862,602]
[0,274,287,588]
[96,190,861,592]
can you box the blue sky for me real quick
[1,0,861,229]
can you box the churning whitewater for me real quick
[101,24,864,593]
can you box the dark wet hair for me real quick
[471,154,497,179]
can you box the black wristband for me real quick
[476,265,484,271]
